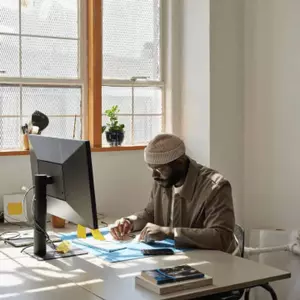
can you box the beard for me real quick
[154,170,184,188]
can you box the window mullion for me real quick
[19,0,22,78]
[0,78,84,86]
[102,79,164,88]
[131,85,134,145]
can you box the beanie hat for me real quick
[144,134,186,165]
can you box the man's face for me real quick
[148,160,185,188]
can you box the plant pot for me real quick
[51,215,65,228]
[106,131,125,146]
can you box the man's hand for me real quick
[109,218,133,240]
[139,223,173,242]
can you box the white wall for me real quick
[244,0,300,230]
[210,0,245,225]
[0,152,152,219]
[180,0,245,225]
[180,0,211,166]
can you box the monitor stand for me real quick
[24,244,87,261]
[24,174,88,261]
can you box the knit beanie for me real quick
[144,134,186,165]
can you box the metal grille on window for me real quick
[0,0,82,149]
[22,87,82,139]
[102,86,162,145]
[102,0,163,146]
[103,0,161,80]
[0,86,21,149]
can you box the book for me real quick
[135,274,213,295]
[141,264,206,285]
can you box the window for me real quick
[0,0,83,150]
[0,0,164,152]
[102,0,164,146]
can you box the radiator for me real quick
[248,229,300,300]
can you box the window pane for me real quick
[0,1,19,34]
[0,117,21,149]
[0,86,20,115]
[22,87,81,116]
[133,115,161,145]
[134,87,162,114]
[103,0,161,80]
[102,86,132,114]
[102,115,132,146]
[42,116,82,139]
[22,37,78,78]
[21,0,78,38]
[0,35,20,77]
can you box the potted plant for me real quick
[102,105,125,146]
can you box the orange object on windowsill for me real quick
[23,134,29,150]
[51,215,66,228]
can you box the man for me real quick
[110,133,236,253]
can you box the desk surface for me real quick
[0,222,291,300]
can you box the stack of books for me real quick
[135,264,213,295]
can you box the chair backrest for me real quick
[234,224,245,257]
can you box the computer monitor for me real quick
[25,135,98,261]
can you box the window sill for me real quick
[0,145,146,156]
[0,149,29,156]
[92,145,146,152]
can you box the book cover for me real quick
[141,264,205,285]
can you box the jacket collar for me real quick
[177,157,199,202]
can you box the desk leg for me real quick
[244,283,278,300]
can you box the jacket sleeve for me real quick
[126,189,155,231]
[173,184,236,252]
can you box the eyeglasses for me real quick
[147,165,171,176]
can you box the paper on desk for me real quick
[104,231,139,243]
[77,224,86,238]
[91,229,105,241]
[74,237,126,252]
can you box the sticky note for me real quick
[77,224,86,238]
[91,229,105,241]
[7,202,23,215]
[56,241,71,254]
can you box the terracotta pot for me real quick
[51,215,65,228]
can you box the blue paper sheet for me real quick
[59,228,190,263]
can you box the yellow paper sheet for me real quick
[7,202,23,215]
[77,224,86,238]
[91,229,105,241]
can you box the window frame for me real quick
[90,0,165,150]
[0,0,165,155]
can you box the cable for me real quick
[31,194,36,218]
[0,231,21,242]
[1,187,56,254]
[22,186,35,222]
[21,244,34,253]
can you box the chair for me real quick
[199,225,245,300]
[219,224,278,300]
[218,224,245,300]
[197,225,278,300]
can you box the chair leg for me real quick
[244,288,250,300]
[259,283,278,300]
[244,284,278,300]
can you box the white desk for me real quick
[0,222,291,300]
